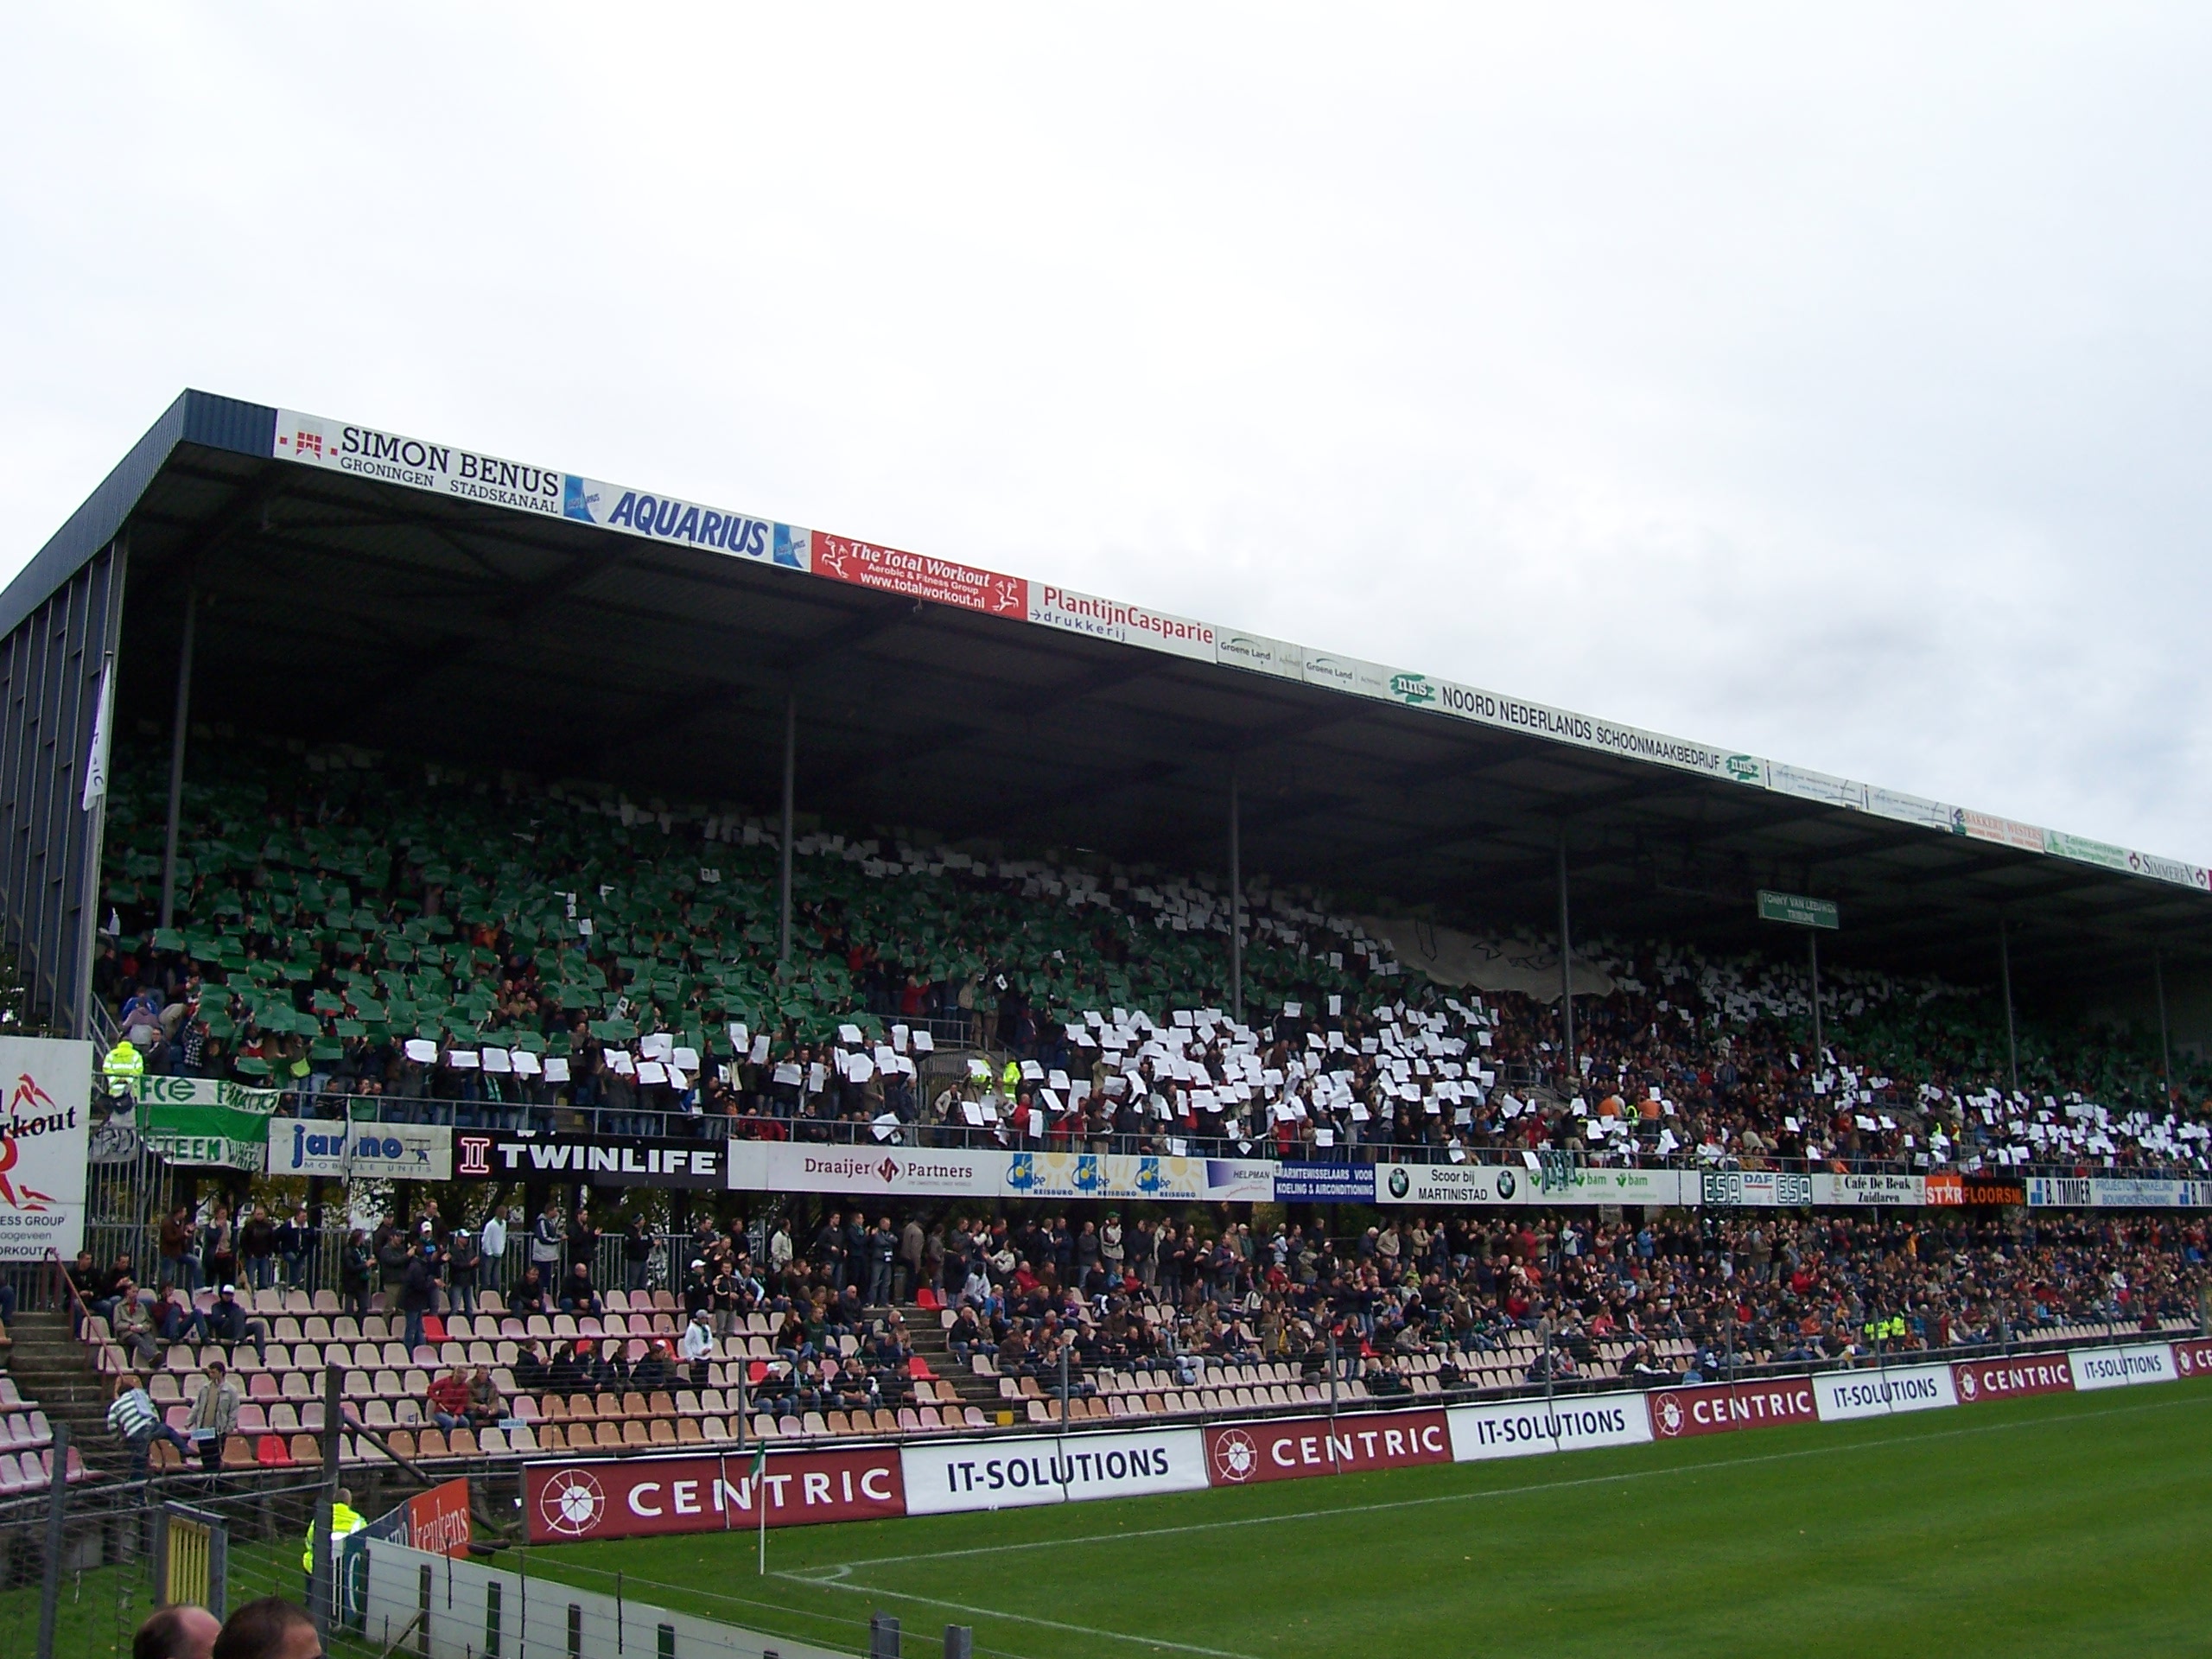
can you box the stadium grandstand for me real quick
[2,391,2210,1637]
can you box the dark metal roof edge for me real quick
[0,390,275,642]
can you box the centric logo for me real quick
[1652,1394,1685,1439]
[2181,1349,2196,1376]
[1958,1370,1979,1400]
[538,1469,606,1538]
[1211,1428,1261,1484]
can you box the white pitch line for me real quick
[779,1573,1266,1659]
[805,1389,2207,1573]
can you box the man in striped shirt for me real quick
[106,1376,191,1480]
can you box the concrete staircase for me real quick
[4,1310,129,1478]
[901,1306,1004,1419]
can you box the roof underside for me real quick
[65,419,2212,1007]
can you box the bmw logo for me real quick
[1496,1170,1516,1199]
[1388,1168,1410,1198]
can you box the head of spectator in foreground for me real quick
[134,1603,221,1659]
[211,1597,322,1659]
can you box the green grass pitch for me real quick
[510,1378,2212,1659]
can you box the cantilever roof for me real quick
[10,388,2209,999]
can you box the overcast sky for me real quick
[6,7,2209,861]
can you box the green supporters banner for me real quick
[139,1080,280,1169]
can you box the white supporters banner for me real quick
[2068,1344,2177,1392]
[1811,1363,1959,1422]
[899,1427,1208,1515]
[266,1119,454,1181]
[1810,1173,1926,1207]
[0,1037,92,1260]
[1446,1397,1652,1462]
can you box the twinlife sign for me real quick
[454,1131,724,1188]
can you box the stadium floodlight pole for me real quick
[1556,837,1575,1101]
[1228,770,1243,1025]
[1327,1324,1338,1434]
[159,583,198,930]
[778,691,796,977]
[1999,918,2019,1100]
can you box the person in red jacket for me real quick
[426,1367,471,1432]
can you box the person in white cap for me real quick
[680,1306,716,1385]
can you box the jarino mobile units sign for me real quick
[268,1119,454,1181]
[0,1036,92,1259]
[520,1338,2201,1546]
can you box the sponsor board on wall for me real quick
[1300,652,1397,700]
[2028,1175,2212,1210]
[1950,1356,2074,1405]
[1026,585,1216,662]
[1767,764,1870,812]
[725,1141,1273,1202]
[810,533,1026,616]
[0,1037,93,1261]
[557,477,800,569]
[1204,1409,1451,1485]
[1213,632,1305,680]
[1702,1170,1813,1208]
[1810,1173,1925,1207]
[1865,786,1958,832]
[1812,1363,1958,1421]
[1530,1166,1692,1206]
[267,1119,453,1181]
[900,1427,1208,1515]
[1376,1161,1524,1205]
[2125,849,2210,890]
[2170,1338,2212,1379]
[1446,1397,1652,1462]
[1646,1379,1818,1439]
[274,411,565,518]
[1923,1172,2030,1207]
[1273,1162,1379,1203]
[525,1448,904,1543]
[365,1478,474,1559]
[455,1131,724,1188]
[1955,810,2046,852]
[2068,1344,2176,1392]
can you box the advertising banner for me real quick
[2089,1178,2212,1209]
[1446,1396,1652,1462]
[1810,1173,1925,1207]
[810,533,1027,617]
[1527,1166,1691,1207]
[1203,1409,1451,1486]
[2169,1338,2212,1380]
[135,1077,283,1111]
[1213,632,1305,680]
[899,1427,1209,1516]
[726,1141,1273,1203]
[142,1103,271,1170]
[274,411,565,518]
[1950,1355,2075,1405]
[557,477,801,570]
[1273,1162,1379,1203]
[1811,1363,1958,1421]
[1003,1149,1275,1204]
[1026,585,1217,663]
[0,1037,92,1261]
[1376,1161,1524,1205]
[1645,1379,1817,1440]
[525,1447,905,1543]
[1701,1170,1813,1208]
[365,1478,474,1559]
[1923,1172,2030,1207]
[2025,1175,2094,1209]
[1299,652,1398,700]
[2067,1344,2176,1392]
[267,1119,453,1181]
[728,1142,997,1198]
[455,1131,724,1188]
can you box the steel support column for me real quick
[1556,836,1575,1099]
[2155,947,2172,1104]
[777,692,796,975]
[1228,771,1242,1024]
[1999,918,2019,1098]
[158,585,196,929]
